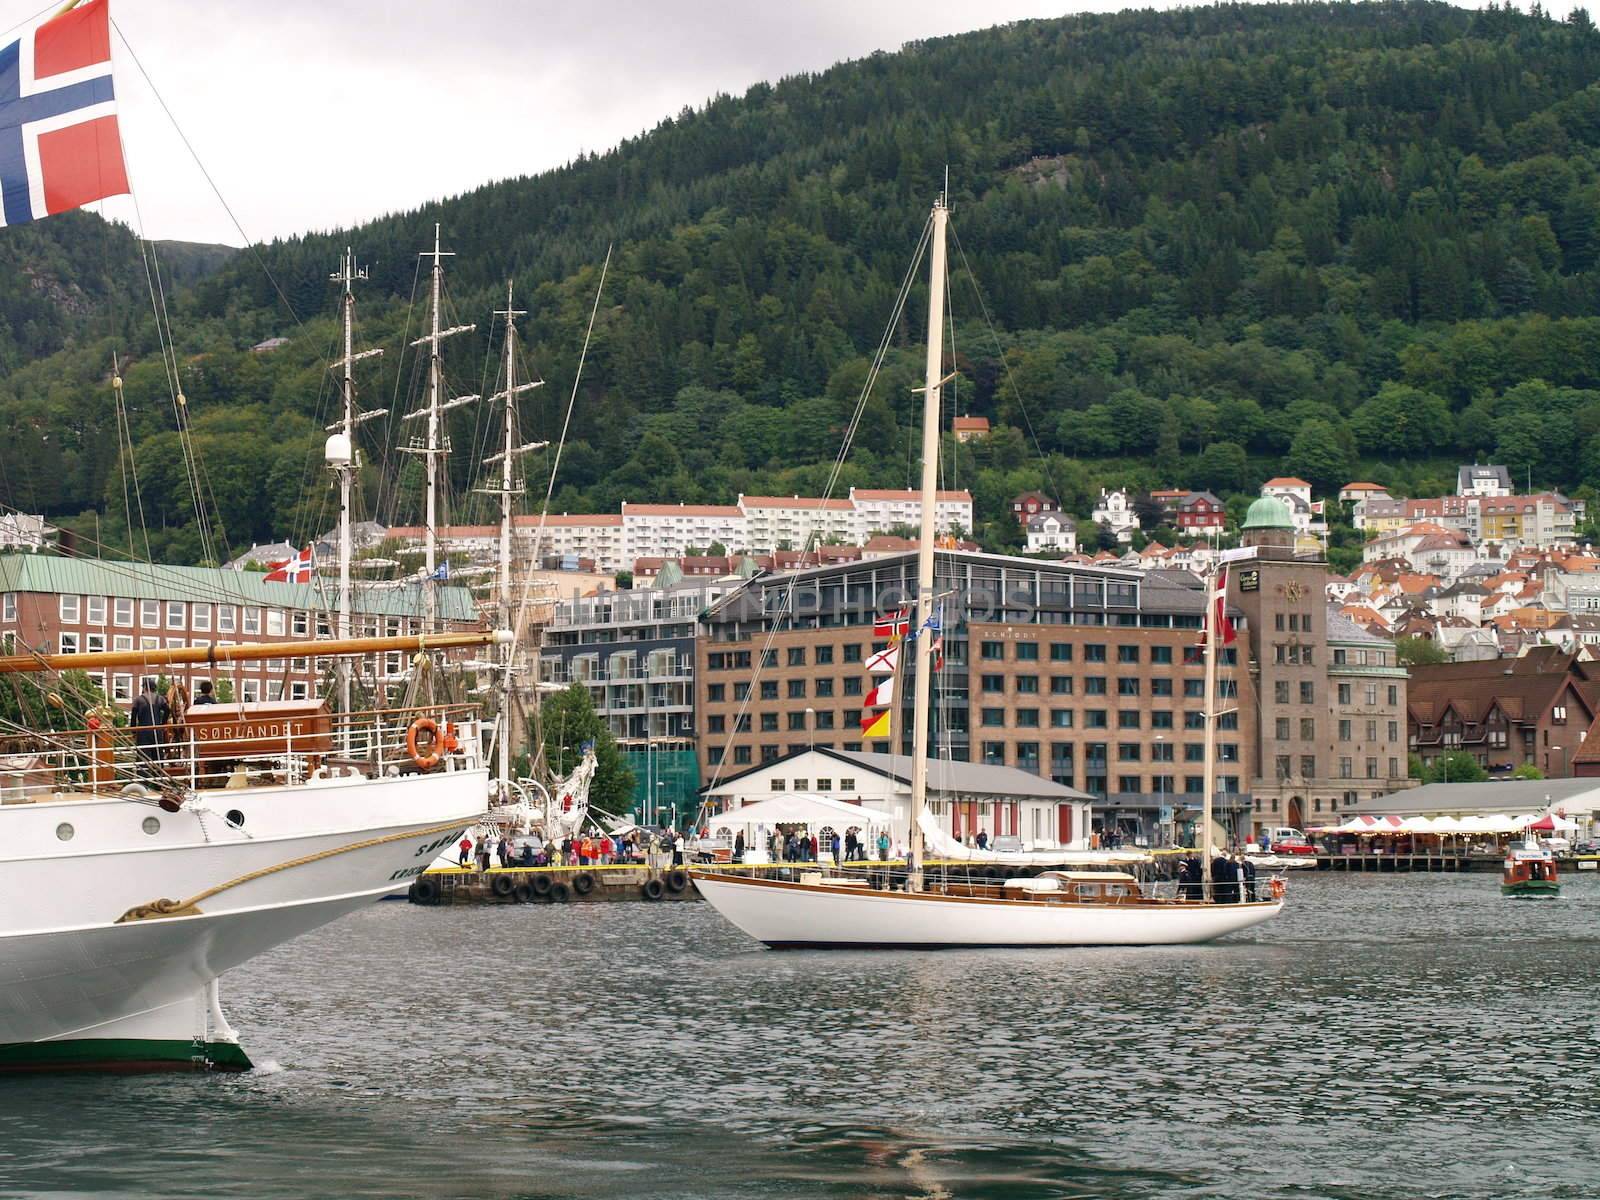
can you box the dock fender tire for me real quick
[530,875,552,897]
[981,865,1001,880]
[665,868,689,892]
[491,874,515,898]
[411,877,440,905]
[642,877,665,901]
[572,872,595,896]
[549,881,572,904]
[513,883,534,904]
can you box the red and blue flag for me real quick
[0,0,127,227]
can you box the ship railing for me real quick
[0,703,485,800]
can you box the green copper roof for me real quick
[0,554,479,621]
[1242,494,1294,530]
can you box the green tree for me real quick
[1424,751,1489,784]
[538,684,635,817]
[1395,636,1449,667]
[1282,418,1354,493]
[1510,763,1545,780]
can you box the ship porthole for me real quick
[226,810,245,828]
[55,822,74,841]
[142,816,161,836]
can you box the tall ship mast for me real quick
[693,193,1287,947]
[327,247,384,716]
[401,225,477,632]
[481,283,545,786]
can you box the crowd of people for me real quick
[456,827,688,871]
[1174,852,1259,903]
[728,826,897,864]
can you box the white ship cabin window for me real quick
[192,603,211,632]
[59,594,79,623]
[112,674,132,702]
[113,636,132,652]
[839,778,855,791]
[240,679,260,702]
[243,607,261,635]
[1,592,14,623]
[140,636,158,651]
[266,680,283,701]
[141,599,160,627]
[292,611,309,636]
[771,779,786,791]
[267,610,285,637]
[113,597,133,626]
[290,681,308,700]
[86,595,106,625]
[218,605,236,633]
[86,633,105,653]
[58,632,79,654]
[166,601,185,629]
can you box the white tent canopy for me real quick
[707,793,892,839]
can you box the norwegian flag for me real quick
[264,545,315,584]
[0,0,129,227]
[873,607,909,638]
[1200,565,1237,647]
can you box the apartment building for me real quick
[697,550,1256,844]
[620,504,747,563]
[514,513,625,571]
[848,488,974,539]
[1228,496,1410,833]
[738,495,856,552]
[0,555,480,709]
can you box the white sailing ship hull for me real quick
[0,769,485,1070]
[693,873,1282,948]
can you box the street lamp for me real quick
[806,706,816,756]
[1154,734,1167,847]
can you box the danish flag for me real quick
[0,0,128,228]
[265,545,315,584]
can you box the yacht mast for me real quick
[1201,559,1220,894]
[482,282,546,786]
[908,197,950,895]
[401,224,477,632]
[327,248,383,717]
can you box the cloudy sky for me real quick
[33,0,1103,245]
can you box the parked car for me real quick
[1573,840,1600,856]
[1264,826,1317,856]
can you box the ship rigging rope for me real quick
[699,212,933,804]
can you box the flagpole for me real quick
[1201,561,1220,897]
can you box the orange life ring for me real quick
[1269,876,1286,900]
[407,717,442,770]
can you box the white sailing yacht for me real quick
[693,197,1285,947]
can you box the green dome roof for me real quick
[1242,494,1294,530]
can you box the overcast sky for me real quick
[34,0,1084,245]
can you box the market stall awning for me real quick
[707,793,892,837]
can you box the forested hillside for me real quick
[6,0,1600,567]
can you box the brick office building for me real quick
[1228,497,1411,834]
[0,555,481,709]
[696,551,1256,844]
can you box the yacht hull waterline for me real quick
[0,769,487,1071]
[693,873,1282,948]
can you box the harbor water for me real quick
[3,873,1599,1199]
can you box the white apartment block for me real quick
[621,504,747,562]
[738,495,856,552]
[848,488,973,539]
[515,513,626,572]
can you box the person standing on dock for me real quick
[458,836,472,868]
[496,835,510,869]
[130,679,169,779]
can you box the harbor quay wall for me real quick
[409,863,699,905]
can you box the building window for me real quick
[1387,685,1398,706]
[165,601,184,629]
[1275,755,1291,780]
[1300,718,1315,740]
[1050,643,1072,662]
[1301,755,1316,778]
[83,595,105,625]
[982,674,1004,693]
[816,645,834,665]
[1117,678,1140,696]
[982,708,1006,727]
[708,684,725,703]
[761,681,778,701]
[815,711,835,730]
[58,632,79,653]
[734,682,750,701]
[1118,710,1140,729]
[1118,742,1142,762]
[1016,675,1039,694]
[734,746,751,764]
[218,605,236,633]
[1085,677,1107,695]
[1152,710,1174,729]
[787,679,805,699]
[815,678,834,698]
[1051,676,1072,695]
[1050,709,1073,728]
[243,607,261,634]
[844,644,862,663]
[59,594,80,623]
[788,712,806,731]
[1085,709,1108,728]
[1017,708,1040,728]
[1184,679,1204,698]
[241,679,261,702]
[788,647,805,667]
[1117,645,1139,664]
[708,715,725,733]
[982,741,1006,765]
[1150,646,1172,665]
[267,611,285,636]
[1338,683,1352,704]
[191,603,211,632]
[1152,742,1174,762]
[0,592,13,623]
[1300,681,1314,704]
[292,611,309,636]
[1366,757,1379,779]
[761,713,778,732]
[981,640,1005,660]
[1017,744,1040,771]
[844,677,862,696]
[1084,644,1106,663]
[112,597,133,627]
[1016,642,1039,661]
